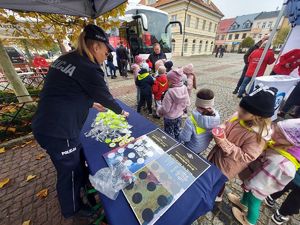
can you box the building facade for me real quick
[215,18,235,49]
[225,13,261,52]
[140,0,223,56]
[250,11,282,43]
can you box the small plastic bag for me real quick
[89,162,135,200]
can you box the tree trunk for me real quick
[57,39,67,53]
[0,39,32,103]
[22,39,33,64]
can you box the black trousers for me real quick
[271,181,300,217]
[119,59,128,77]
[234,64,248,92]
[137,93,152,114]
[34,134,88,218]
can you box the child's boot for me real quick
[232,207,253,225]
[271,210,289,225]
[228,193,248,212]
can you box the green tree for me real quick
[241,37,255,49]
[273,26,290,47]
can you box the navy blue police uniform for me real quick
[32,25,123,218]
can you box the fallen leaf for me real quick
[36,188,48,198]
[0,178,10,188]
[26,175,37,182]
[25,140,33,145]
[36,153,46,160]
[0,147,5,154]
[22,220,30,225]
[7,127,16,133]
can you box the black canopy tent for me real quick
[0,0,127,18]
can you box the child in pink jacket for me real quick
[157,68,190,140]
[131,55,144,105]
[183,63,197,96]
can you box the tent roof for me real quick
[0,0,127,19]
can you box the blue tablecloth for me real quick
[80,100,227,225]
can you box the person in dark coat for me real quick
[233,36,269,94]
[107,52,117,79]
[148,43,167,72]
[32,24,129,219]
[116,41,130,77]
[136,62,154,114]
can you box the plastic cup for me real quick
[212,127,225,139]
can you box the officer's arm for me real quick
[74,69,123,114]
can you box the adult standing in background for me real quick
[148,43,167,72]
[116,41,130,77]
[219,46,225,58]
[233,35,269,94]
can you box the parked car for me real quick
[4,47,31,72]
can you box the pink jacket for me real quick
[131,64,140,80]
[157,85,190,119]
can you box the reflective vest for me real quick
[190,115,206,135]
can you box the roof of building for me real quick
[255,10,280,20]
[228,13,261,32]
[217,18,235,34]
[139,0,224,17]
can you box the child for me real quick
[131,55,144,105]
[207,85,276,199]
[179,89,220,154]
[153,59,165,77]
[164,61,173,73]
[157,68,190,140]
[136,63,154,115]
[183,63,197,96]
[266,170,300,225]
[152,66,168,119]
[146,59,153,71]
[228,118,300,225]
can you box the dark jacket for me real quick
[116,45,129,61]
[135,70,154,96]
[107,52,114,62]
[32,51,122,139]
[148,51,166,70]
[243,40,263,65]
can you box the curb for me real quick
[0,134,34,149]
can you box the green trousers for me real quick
[240,191,262,224]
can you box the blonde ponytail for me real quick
[77,31,98,64]
[252,116,272,142]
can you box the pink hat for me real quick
[183,63,194,74]
[167,68,184,86]
[134,55,143,64]
[278,119,300,146]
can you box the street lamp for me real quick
[181,0,192,56]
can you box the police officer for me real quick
[32,24,129,218]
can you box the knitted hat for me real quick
[167,68,183,86]
[239,84,277,118]
[277,119,300,146]
[164,61,173,70]
[183,63,194,74]
[158,66,166,75]
[139,62,150,74]
[134,55,143,64]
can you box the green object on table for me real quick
[105,138,112,144]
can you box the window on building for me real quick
[199,40,202,53]
[221,35,225,40]
[262,22,266,28]
[202,20,206,30]
[216,35,220,40]
[244,21,251,29]
[253,34,257,38]
[208,22,212,32]
[192,39,196,54]
[204,41,208,52]
[242,33,247,39]
[257,22,261,28]
[186,15,191,27]
[195,18,199,29]
[228,34,233,40]
[268,21,273,28]
[171,15,177,27]
[172,39,176,51]
[184,39,188,53]
[147,0,156,4]
[258,34,262,38]
[210,41,214,52]
[235,33,239,39]
[214,23,217,32]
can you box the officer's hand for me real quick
[93,103,107,112]
[122,110,129,117]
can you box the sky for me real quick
[212,0,284,18]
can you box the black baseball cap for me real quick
[84,24,115,52]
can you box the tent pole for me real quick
[246,2,287,94]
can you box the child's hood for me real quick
[192,109,220,130]
[278,118,300,146]
[156,74,168,84]
[168,86,189,103]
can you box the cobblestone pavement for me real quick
[1,53,299,225]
